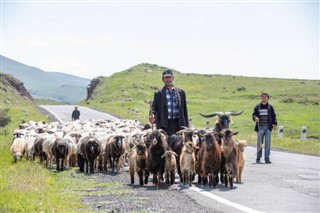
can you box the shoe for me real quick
[265,160,271,164]
[256,159,260,163]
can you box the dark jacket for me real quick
[252,102,277,132]
[152,86,189,130]
[72,109,80,121]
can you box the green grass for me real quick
[80,63,320,155]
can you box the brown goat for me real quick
[236,140,247,183]
[201,132,221,188]
[220,128,239,189]
[180,141,198,186]
[162,150,178,185]
[129,141,149,186]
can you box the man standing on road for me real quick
[72,106,80,121]
[252,92,277,164]
[149,69,189,136]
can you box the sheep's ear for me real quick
[161,153,165,158]
[232,131,239,136]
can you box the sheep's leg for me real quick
[138,170,143,186]
[85,159,89,173]
[89,159,94,174]
[61,158,64,171]
[56,157,60,171]
[110,157,114,173]
[144,170,149,185]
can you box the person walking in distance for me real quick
[149,69,189,136]
[72,106,80,121]
[252,92,277,164]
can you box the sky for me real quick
[1,0,319,80]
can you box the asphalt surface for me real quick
[39,105,320,213]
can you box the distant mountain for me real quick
[0,55,90,103]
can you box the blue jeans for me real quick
[256,125,271,161]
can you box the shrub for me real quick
[0,109,11,127]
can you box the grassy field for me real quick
[80,63,320,155]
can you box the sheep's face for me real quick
[115,136,124,147]
[131,133,141,144]
[13,153,23,162]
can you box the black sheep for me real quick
[52,138,69,171]
[79,136,100,174]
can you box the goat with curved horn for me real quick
[199,112,223,118]
[225,109,244,116]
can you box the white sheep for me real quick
[10,138,27,163]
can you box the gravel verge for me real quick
[81,167,213,213]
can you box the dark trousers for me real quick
[162,119,179,136]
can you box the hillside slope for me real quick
[81,63,320,140]
[0,55,90,103]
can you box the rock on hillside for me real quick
[0,73,34,102]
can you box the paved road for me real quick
[39,105,320,213]
[38,105,118,123]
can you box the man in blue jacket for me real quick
[252,92,277,164]
[149,69,189,136]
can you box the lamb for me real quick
[180,141,198,186]
[10,138,27,163]
[129,141,149,186]
[236,140,247,183]
[52,138,69,171]
[161,150,178,185]
[105,135,126,173]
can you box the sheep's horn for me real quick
[199,112,223,118]
[225,109,244,116]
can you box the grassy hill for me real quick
[80,63,320,155]
[0,55,90,103]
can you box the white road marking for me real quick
[39,105,64,124]
[189,186,264,213]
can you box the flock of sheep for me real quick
[10,116,247,189]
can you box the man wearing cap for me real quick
[149,69,189,136]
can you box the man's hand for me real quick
[272,124,277,130]
[149,114,155,124]
[255,117,259,123]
